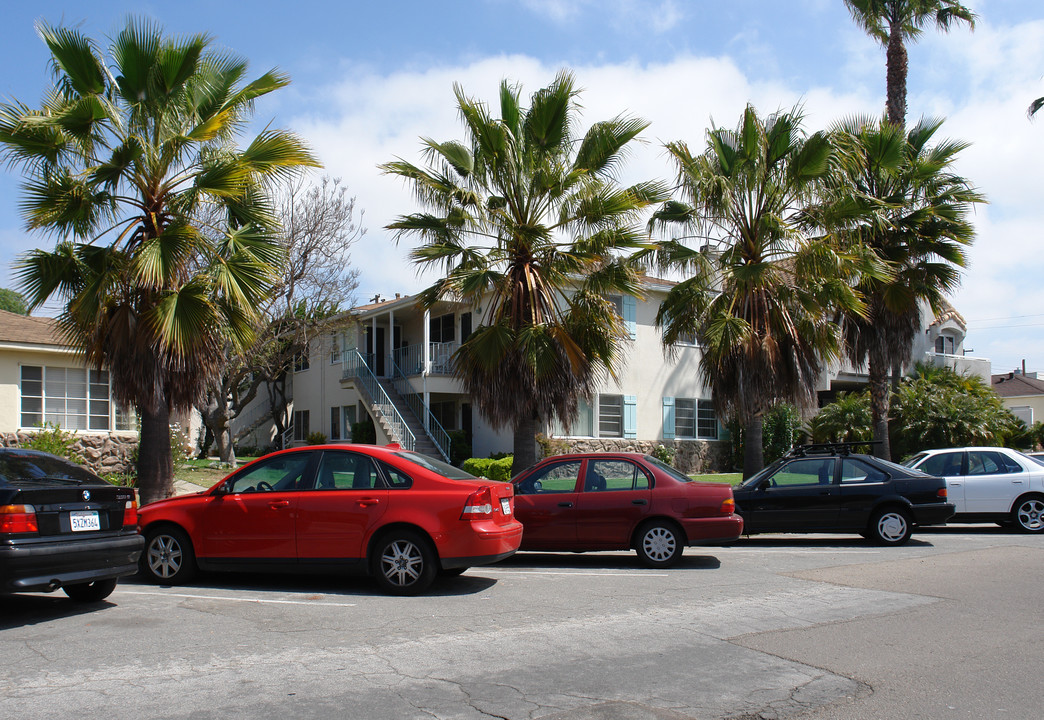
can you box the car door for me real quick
[740,457,839,532]
[573,458,652,548]
[512,460,581,549]
[913,451,967,512]
[199,451,316,562]
[838,457,893,529]
[295,450,389,566]
[964,450,1026,513]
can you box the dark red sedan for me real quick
[511,453,742,567]
[138,444,522,595]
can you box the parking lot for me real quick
[2,527,1041,720]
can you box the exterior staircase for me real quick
[375,379,442,458]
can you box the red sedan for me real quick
[512,453,742,567]
[138,445,522,595]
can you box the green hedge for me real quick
[461,456,514,482]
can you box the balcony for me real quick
[922,351,991,382]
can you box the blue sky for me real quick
[1,0,1042,374]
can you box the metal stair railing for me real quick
[345,350,416,452]
[388,355,452,463]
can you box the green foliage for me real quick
[20,423,83,463]
[306,431,328,445]
[461,456,514,481]
[651,444,676,466]
[103,472,137,487]
[0,288,28,315]
[763,404,800,464]
[808,392,874,443]
[350,419,376,445]
[448,430,471,467]
[890,364,1023,458]
[535,433,570,459]
[170,423,189,469]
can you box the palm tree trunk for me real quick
[867,354,892,461]
[138,404,174,505]
[511,413,539,477]
[742,415,764,480]
[886,20,908,126]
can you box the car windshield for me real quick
[874,456,931,477]
[643,455,693,483]
[0,452,101,485]
[392,451,478,480]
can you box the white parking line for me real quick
[721,549,882,554]
[477,569,670,577]
[119,590,356,607]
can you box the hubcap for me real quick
[1017,500,1044,531]
[380,540,423,586]
[643,527,676,562]
[148,535,182,579]
[878,513,908,542]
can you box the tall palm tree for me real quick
[844,0,976,126]
[827,116,983,460]
[647,105,871,478]
[0,20,318,503]
[382,71,666,473]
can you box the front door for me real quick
[742,457,839,532]
[512,460,581,549]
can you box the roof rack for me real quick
[785,441,881,458]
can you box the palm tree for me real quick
[0,20,318,503]
[844,0,976,126]
[647,105,871,478]
[1030,94,1044,118]
[827,116,983,460]
[381,71,666,473]
[807,392,873,443]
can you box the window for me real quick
[315,451,377,490]
[517,461,581,495]
[330,407,341,440]
[460,312,473,342]
[20,365,128,431]
[968,451,1022,475]
[342,405,357,440]
[551,399,593,437]
[666,397,718,440]
[934,335,955,355]
[329,333,341,364]
[841,458,888,484]
[599,395,623,437]
[429,313,455,343]
[431,401,456,430]
[227,452,313,493]
[294,351,310,372]
[770,458,835,487]
[585,459,651,491]
[293,410,310,442]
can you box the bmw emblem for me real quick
[82,490,91,501]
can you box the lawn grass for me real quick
[691,472,742,485]
[175,457,258,488]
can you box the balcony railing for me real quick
[393,342,459,376]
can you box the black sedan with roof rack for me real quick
[0,448,143,602]
[732,442,955,545]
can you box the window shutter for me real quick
[662,397,675,440]
[622,295,637,340]
[624,395,637,439]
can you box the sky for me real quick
[0,0,1041,375]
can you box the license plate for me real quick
[500,498,511,515]
[70,510,100,532]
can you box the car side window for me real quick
[585,459,651,491]
[769,458,835,487]
[228,452,313,493]
[918,452,963,477]
[378,461,413,489]
[841,458,888,484]
[517,461,581,494]
[968,451,1019,476]
[313,451,381,490]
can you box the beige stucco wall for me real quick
[1000,395,1044,427]
[0,345,81,433]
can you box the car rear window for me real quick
[0,451,102,485]
[643,455,693,483]
[391,451,478,480]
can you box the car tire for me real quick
[1011,495,1044,533]
[635,520,684,568]
[142,526,197,584]
[63,578,118,603]
[868,508,912,546]
[372,530,437,596]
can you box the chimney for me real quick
[370,293,381,303]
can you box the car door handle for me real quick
[558,502,574,508]
[632,499,648,505]
[950,482,961,486]
[268,501,290,509]
[358,498,380,507]
[1012,480,1023,484]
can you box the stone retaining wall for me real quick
[1,432,138,477]
[548,438,727,474]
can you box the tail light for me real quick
[461,486,495,521]
[0,504,39,534]
[123,499,139,530]
[720,497,736,515]
[937,487,948,499]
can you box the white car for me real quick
[903,447,1044,533]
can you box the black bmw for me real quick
[733,443,955,545]
[0,448,143,602]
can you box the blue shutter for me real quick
[624,395,637,439]
[622,295,637,340]
[662,397,675,440]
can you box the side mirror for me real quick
[211,480,230,497]
[758,478,771,491]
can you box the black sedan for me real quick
[733,443,954,545]
[0,448,143,601]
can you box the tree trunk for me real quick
[200,390,237,465]
[137,404,174,505]
[885,21,908,127]
[510,413,539,477]
[742,415,764,480]
[867,353,892,461]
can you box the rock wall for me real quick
[548,438,727,474]
[1,432,138,477]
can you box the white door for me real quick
[964,451,1027,513]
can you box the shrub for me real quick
[461,456,513,481]
[461,457,492,477]
[20,423,83,464]
[807,392,873,444]
[103,472,137,487]
[448,430,470,466]
[306,431,327,445]
[651,444,675,466]
[535,433,570,458]
[350,419,376,444]
[763,403,800,464]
